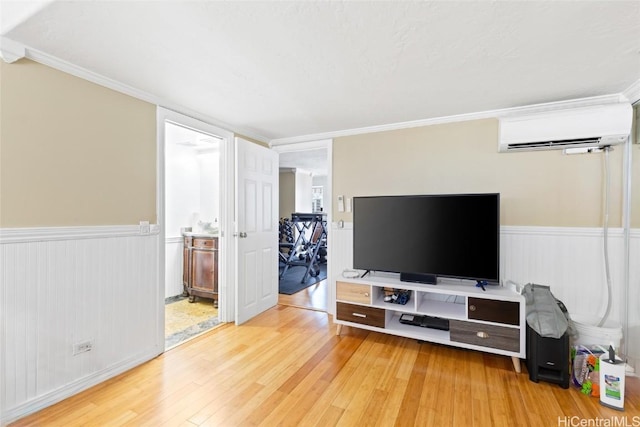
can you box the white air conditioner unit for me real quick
[498,103,632,153]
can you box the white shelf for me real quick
[416,298,465,319]
[335,273,526,371]
[346,271,521,302]
[371,292,416,312]
[386,314,450,342]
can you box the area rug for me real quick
[165,296,219,348]
[279,263,327,295]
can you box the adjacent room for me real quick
[1,1,639,425]
[278,146,330,312]
[163,122,222,349]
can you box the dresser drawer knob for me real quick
[469,305,476,312]
[364,292,369,297]
[476,331,489,339]
[352,313,367,318]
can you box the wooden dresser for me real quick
[183,233,218,306]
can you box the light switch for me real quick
[337,195,345,212]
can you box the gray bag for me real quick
[523,283,570,339]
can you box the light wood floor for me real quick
[11,305,639,426]
[278,279,327,312]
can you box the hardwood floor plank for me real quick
[278,279,328,312]
[237,388,288,426]
[197,382,266,426]
[428,346,457,427]
[8,306,640,427]
[393,344,430,427]
[326,337,378,410]
[375,378,409,427]
[292,332,371,425]
[313,405,344,427]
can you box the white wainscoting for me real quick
[330,223,640,373]
[0,226,162,424]
[165,236,184,299]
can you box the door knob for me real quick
[239,232,248,238]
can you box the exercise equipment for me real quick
[279,212,327,283]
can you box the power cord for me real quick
[598,146,613,327]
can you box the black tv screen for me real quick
[353,193,500,284]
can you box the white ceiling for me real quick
[279,148,328,177]
[1,1,639,144]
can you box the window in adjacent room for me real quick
[312,186,323,212]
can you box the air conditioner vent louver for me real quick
[506,137,603,151]
[499,104,632,153]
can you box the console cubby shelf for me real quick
[335,272,526,372]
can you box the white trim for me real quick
[622,78,640,105]
[333,223,636,237]
[269,95,623,145]
[270,139,333,150]
[6,38,633,146]
[1,349,158,425]
[0,224,158,244]
[0,37,26,63]
[501,225,624,238]
[4,37,268,143]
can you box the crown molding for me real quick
[4,37,269,144]
[271,138,332,150]
[622,78,640,105]
[269,94,625,145]
[6,36,632,145]
[0,36,26,63]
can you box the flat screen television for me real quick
[352,193,500,285]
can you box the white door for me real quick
[235,137,279,324]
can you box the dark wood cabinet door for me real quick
[190,248,218,294]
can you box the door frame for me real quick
[156,107,236,349]
[271,139,334,314]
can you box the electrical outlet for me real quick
[73,340,93,355]
[139,221,150,235]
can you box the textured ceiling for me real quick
[279,148,328,176]
[2,1,639,142]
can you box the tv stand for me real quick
[335,272,525,372]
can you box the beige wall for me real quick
[0,59,157,227]
[333,118,625,227]
[279,170,295,219]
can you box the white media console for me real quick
[335,272,526,372]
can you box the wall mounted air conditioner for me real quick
[498,103,632,153]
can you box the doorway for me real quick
[158,107,235,349]
[273,140,332,312]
